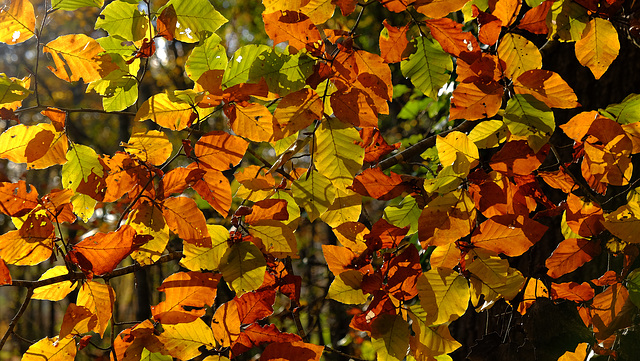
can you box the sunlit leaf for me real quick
[249,220,298,258]
[181,225,229,271]
[260,341,324,361]
[0,123,68,169]
[546,238,601,278]
[51,0,103,11]
[185,34,227,81]
[575,18,619,80]
[418,189,476,247]
[425,18,479,58]
[274,88,323,137]
[401,36,453,100]
[503,94,555,152]
[263,10,321,50]
[123,130,172,166]
[135,92,196,130]
[0,229,54,266]
[546,0,588,41]
[417,267,469,325]
[409,305,461,359]
[379,20,410,63]
[194,131,249,170]
[497,33,542,79]
[314,117,364,191]
[371,314,410,361]
[95,1,153,43]
[320,188,362,227]
[219,241,267,296]
[163,196,210,247]
[449,79,503,120]
[0,0,35,45]
[514,69,579,109]
[327,269,369,304]
[21,336,76,361]
[152,271,220,324]
[414,0,469,18]
[77,281,116,337]
[157,0,227,43]
[33,266,78,301]
[471,214,547,256]
[43,34,117,83]
[155,318,216,360]
[226,102,276,142]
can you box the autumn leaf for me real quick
[371,314,410,361]
[471,214,547,256]
[156,0,227,43]
[152,271,221,324]
[77,281,116,336]
[417,267,470,325]
[0,0,35,45]
[44,34,117,83]
[122,130,172,166]
[21,336,76,361]
[32,266,78,301]
[135,92,197,130]
[546,238,601,278]
[379,20,410,63]
[575,18,619,80]
[0,123,68,169]
[219,241,267,296]
[401,36,453,100]
[263,11,321,50]
[155,318,216,360]
[194,131,249,171]
[163,196,211,247]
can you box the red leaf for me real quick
[0,258,11,285]
[156,4,176,40]
[385,246,421,300]
[490,141,548,176]
[260,341,324,361]
[365,218,409,249]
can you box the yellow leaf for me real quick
[0,123,68,169]
[418,190,476,247]
[219,241,266,296]
[228,103,275,142]
[123,130,173,166]
[558,343,590,361]
[436,131,479,170]
[300,0,335,24]
[0,0,35,45]
[409,305,461,360]
[467,119,509,149]
[33,266,78,301]
[22,336,76,361]
[575,18,619,80]
[327,269,368,304]
[128,200,170,266]
[417,267,469,325]
[135,92,196,130]
[77,280,115,337]
[466,249,525,311]
[43,34,117,83]
[249,220,298,258]
[320,188,362,227]
[274,88,323,138]
[371,314,410,361]
[0,229,54,266]
[156,318,216,360]
[292,170,336,222]
[497,33,542,80]
[314,117,364,191]
[414,0,469,18]
[181,224,230,271]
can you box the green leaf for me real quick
[51,0,103,11]
[95,1,153,43]
[314,117,364,191]
[546,0,588,42]
[503,94,555,152]
[384,195,420,235]
[158,0,227,43]
[401,36,453,100]
[292,170,336,222]
[371,314,410,361]
[88,67,138,112]
[185,34,227,81]
[62,144,103,192]
[602,93,640,125]
[71,193,98,222]
[181,225,229,271]
[0,73,31,104]
[222,45,314,95]
[97,35,138,60]
[219,241,266,296]
[627,269,640,308]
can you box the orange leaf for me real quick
[0,229,54,266]
[474,6,502,45]
[0,257,11,285]
[586,283,631,340]
[0,123,68,169]
[517,278,548,315]
[260,341,324,361]
[263,11,321,50]
[194,131,249,171]
[379,20,410,63]
[245,199,289,225]
[492,0,521,27]
[188,164,232,217]
[101,152,151,203]
[471,214,547,256]
[158,167,205,199]
[518,0,553,35]
[551,282,595,302]
[67,225,148,275]
[413,0,469,18]
[237,289,276,324]
[43,34,117,83]
[41,107,66,132]
[425,18,479,58]
[231,323,302,357]
[357,128,399,164]
[0,180,38,217]
[162,196,211,247]
[538,169,576,193]
[152,271,221,324]
[566,193,604,237]
[366,218,409,249]
[212,299,241,347]
[227,102,277,142]
[490,141,547,176]
[449,80,503,120]
[514,69,579,109]
[385,245,421,300]
[235,165,276,190]
[349,167,407,200]
[418,190,476,247]
[59,304,97,338]
[274,88,323,138]
[353,50,393,104]
[546,238,601,278]
[379,0,415,12]
[322,244,358,275]
[0,0,35,45]
[331,86,379,127]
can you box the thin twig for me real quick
[14,105,136,116]
[323,346,368,361]
[377,120,474,171]
[0,288,34,350]
[246,147,295,182]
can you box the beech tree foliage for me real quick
[1,0,640,360]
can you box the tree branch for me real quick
[0,288,34,350]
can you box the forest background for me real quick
[1,0,640,360]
